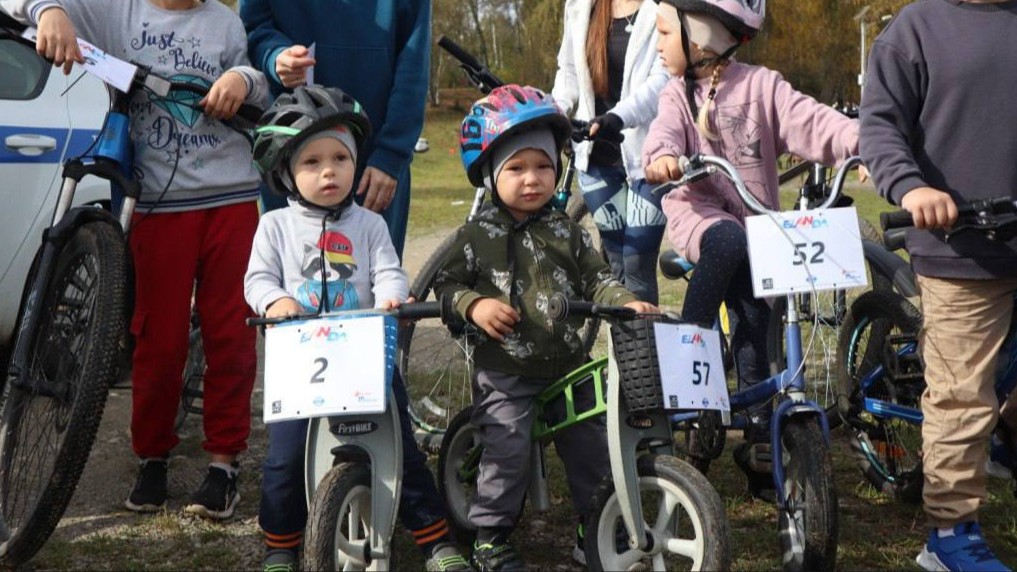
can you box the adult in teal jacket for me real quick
[240,0,431,258]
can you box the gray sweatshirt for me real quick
[244,201,408,316]
[860,0,1017,279]
[4,0,268,212]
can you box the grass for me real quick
[392,107,1017,570]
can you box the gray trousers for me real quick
[468,368,610,529]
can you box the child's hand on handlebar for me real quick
[624,301,659,314]
[466,298,520,341]
[645,155,685,184]
[901,186,958,230]
[857,164,870,184]
[275,45,316,88]
[201,71,247,120]
[588,113,624,144]
[266,297,302,321]
[35,7,83,75]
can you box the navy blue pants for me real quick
[681,221,771,413]
[258,370,446,538]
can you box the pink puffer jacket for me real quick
[643,61,859,263]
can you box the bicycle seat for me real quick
[658,249,695,280]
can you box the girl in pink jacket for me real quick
[643,0,861,500]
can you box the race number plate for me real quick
[654,323,729,411]
[263,314,396,423]
[745,207,868,298]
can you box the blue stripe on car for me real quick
[0,125,101,164]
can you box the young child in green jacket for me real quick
[434,84,657,572]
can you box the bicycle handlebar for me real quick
[437,35,504,94]
[135,66,263,124]
[547,293,637,322]
[247,300,446,327]
[880,197,1017,242]
[654,154,864,215]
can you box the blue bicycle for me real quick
[0,24,260,566]
[657,154,869,571]
[837,197,1017,503]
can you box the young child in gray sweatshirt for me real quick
[244,85,469,572]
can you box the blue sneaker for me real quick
[916,522,1011,571]
[987,434,1016,480]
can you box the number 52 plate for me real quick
[745,207,868,298]
[262,314,396,424]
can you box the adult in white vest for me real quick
[552,0,669,304]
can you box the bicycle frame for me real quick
[665,154,865,506]
[5,70,150,393]
[850,302,1017,426]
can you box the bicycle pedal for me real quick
[748,444,773,473]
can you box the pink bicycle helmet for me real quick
[460,84,571,188]
[660,0,766,42]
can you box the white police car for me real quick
[0,21,110,371]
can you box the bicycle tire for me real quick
[778,417,838,572]
[303,462,397,571]
[584,454,730,572]
[436,406,480,544]
[174,315,205,431]
[836,290,924,504]
[398,232,477,450]
[0,221,128,568]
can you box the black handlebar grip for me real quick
[437,36,484,72]
[880,210,915,231]
[395,301,442,321]
[236,103,264,123]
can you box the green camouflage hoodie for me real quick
[433,204,637,379]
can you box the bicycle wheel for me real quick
[436,406,480,543]
[398,233,477,450]
[836,290,924,503]
[304,462,396,571]
[584,454,730,572]
[778,417,838,572]
[174,313,205,431]
[0,221,128,567]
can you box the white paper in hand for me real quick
[22,27,138,93]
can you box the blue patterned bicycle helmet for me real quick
[460,84,572,188]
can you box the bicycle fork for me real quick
[305,390,403,570]
[604,336,675,553]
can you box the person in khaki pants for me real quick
[860,1,1017,570]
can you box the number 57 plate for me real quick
[745,207,868,298]
[262,314,396,424]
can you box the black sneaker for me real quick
[124,458,167,512]
[184,463,239,520]
[471,537,526,572]
[262,548,298,572]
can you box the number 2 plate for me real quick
[745,206,868,297]
[654,323,729,411]
[262,315,392,423]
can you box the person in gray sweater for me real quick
[860,1,1017,570]
[245,85,469,572]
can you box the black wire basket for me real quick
[610,315,684,413]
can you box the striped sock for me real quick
[412,518,451,555]
[264,529,302,551]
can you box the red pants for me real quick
[128,202,258,458]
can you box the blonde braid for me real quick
[696,60,728,141]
